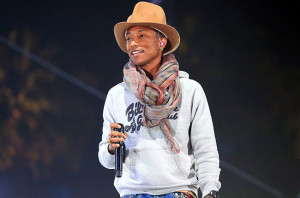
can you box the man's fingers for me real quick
[110,137,125,143]
[110,123,121,129]
[111,131,126,138]
[110,143,120,149]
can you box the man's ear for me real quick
[159,38,167,49]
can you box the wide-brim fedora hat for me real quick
[114,1,180,55]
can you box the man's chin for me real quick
[137,64,146,67]
[131,60,146,67]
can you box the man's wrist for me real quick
[204,190,220,198]
[107,144,115,155]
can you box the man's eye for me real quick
[126,37,131,41]
[139,34,145,38]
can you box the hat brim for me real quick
[114,22,180,55]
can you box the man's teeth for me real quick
[132,51,141,55]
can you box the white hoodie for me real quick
[98,71,221,197]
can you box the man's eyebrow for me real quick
[126,29,148,36]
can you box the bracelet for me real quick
[205,190,220,198]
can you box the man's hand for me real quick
[107,123,127,155]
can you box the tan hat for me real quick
[114,1,180,55]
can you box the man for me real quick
[98,2,221,198]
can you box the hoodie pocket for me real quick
[127,147,192,186]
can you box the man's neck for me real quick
[140,56,163,80]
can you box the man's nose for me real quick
[130,40,138,47]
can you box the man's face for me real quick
[125,26,164,67]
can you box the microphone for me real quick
[114,123,125,177]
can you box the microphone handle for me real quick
[115,142,123,177]
[114,123,124,177]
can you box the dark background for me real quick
[0,0,299,197]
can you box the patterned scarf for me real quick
[123,54,181,153]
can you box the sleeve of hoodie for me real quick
[98,89,115,169]
[190,82,221,197]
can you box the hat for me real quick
[114,1,180,55]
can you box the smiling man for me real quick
[98,2,221,198]
[126,26,166,73]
